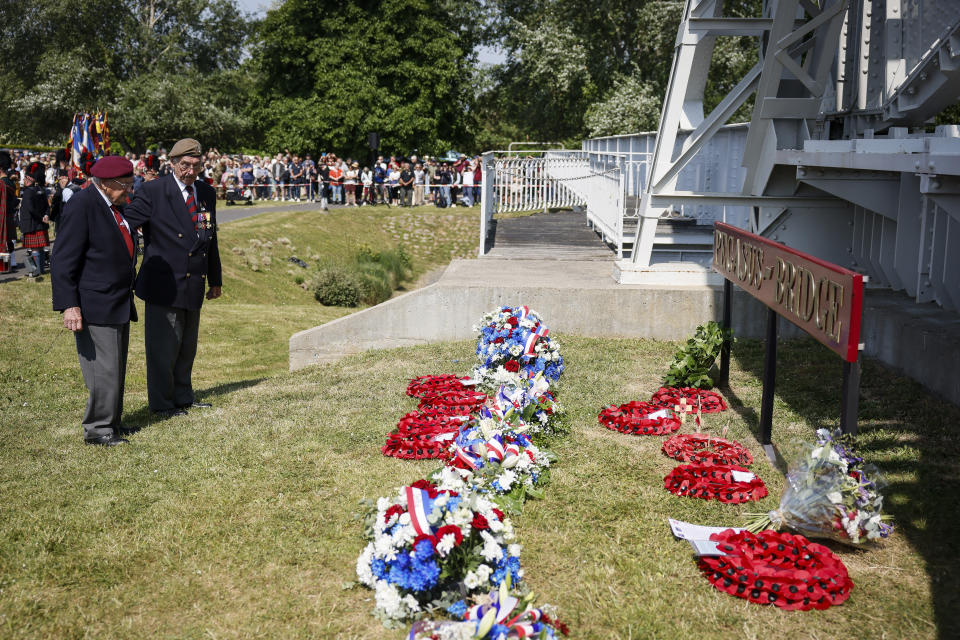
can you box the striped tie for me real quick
[110,206,135,258]
[185,186,198,229]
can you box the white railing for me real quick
[544,151,628,257]
[479,151,586,256]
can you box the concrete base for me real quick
[289,259,960,407]
[615,260,723,285]
[291,258,781,370]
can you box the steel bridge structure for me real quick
[481,0,960,312]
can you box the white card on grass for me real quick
[668,518,744,541]
[689,539,727,556]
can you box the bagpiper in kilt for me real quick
[19,161,50,277]
[0,151,19,268]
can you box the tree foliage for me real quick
[250,0,481,158]
[0,0,252,150]
[476,0,762,143]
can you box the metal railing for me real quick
[479,151,586,256]
[543,151,628,257]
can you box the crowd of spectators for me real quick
[136,149,483,209]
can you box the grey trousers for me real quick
[145,303,200,411]
[76,323,130,438]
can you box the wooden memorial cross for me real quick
[712,222,865,458]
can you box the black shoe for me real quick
[177,402,212,409]
[152,408,188,418]
[116,425,142,436]
[85,434,129,446]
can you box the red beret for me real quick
[90,156,134,179]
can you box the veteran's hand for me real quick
[206,286,222,300]
[64,307,83,332]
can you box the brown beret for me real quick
[170,138,203,158]
[90,156,134,179]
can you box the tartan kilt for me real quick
[22,230,49,248]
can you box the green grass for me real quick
[0,205,957,638]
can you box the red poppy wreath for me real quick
[417,389,489,415]
[662,433,754,467]
[405,374,470,399]
[698,529,853,611]
[598,401,681,436]
[664,464,768,503]
[650,387,728,413]
[381,411,466,460]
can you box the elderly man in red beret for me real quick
[121,138,222,418]
[51,155,140,446]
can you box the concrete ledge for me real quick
[290,259,777,370]
[290,259,960,407]
[615,260,724,286]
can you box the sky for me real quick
[234,0,506,65]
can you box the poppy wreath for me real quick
[382,411,469,460]
[661,433,754,467]
[650,387,728,413]
[664,464,768,503]
[697,529,853,611]
[406,375,470,399]
[597,401,682,436]
[418,389,489,415]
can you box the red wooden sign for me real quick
[713,222,864,362]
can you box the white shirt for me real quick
[173,173,195,203]
[172,173,200,236]
[94,184,131,233]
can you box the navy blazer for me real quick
[18,184,49,234]
[51,185,138,324]
[122,174,222,310]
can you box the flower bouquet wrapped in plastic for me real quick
[746,429,894,545]
[357,479,523,625]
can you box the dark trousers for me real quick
[76,323,130,438]
[145,302,201,411]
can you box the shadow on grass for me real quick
[730,334,960,639]
[123,378,268,427]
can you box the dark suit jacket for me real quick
[122,174,222,310]
[18,184,49,234]
[51,185,138,324]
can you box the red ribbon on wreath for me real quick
[406,374,470,399]
[662,433,753,467]
[650,387,728,413]
[664,463,767,503]
[698,529,853,611]
[597,401,681,436]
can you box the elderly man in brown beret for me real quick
[122,138,222,418]
[52,155,140,446]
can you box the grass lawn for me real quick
[1,205,958,638]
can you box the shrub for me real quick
[312,264,362,307]
[312,246,413,307]
[662,321,732,389]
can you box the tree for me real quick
[250,0,477,158]
[0,0,252,150]
[474,0,761,143]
